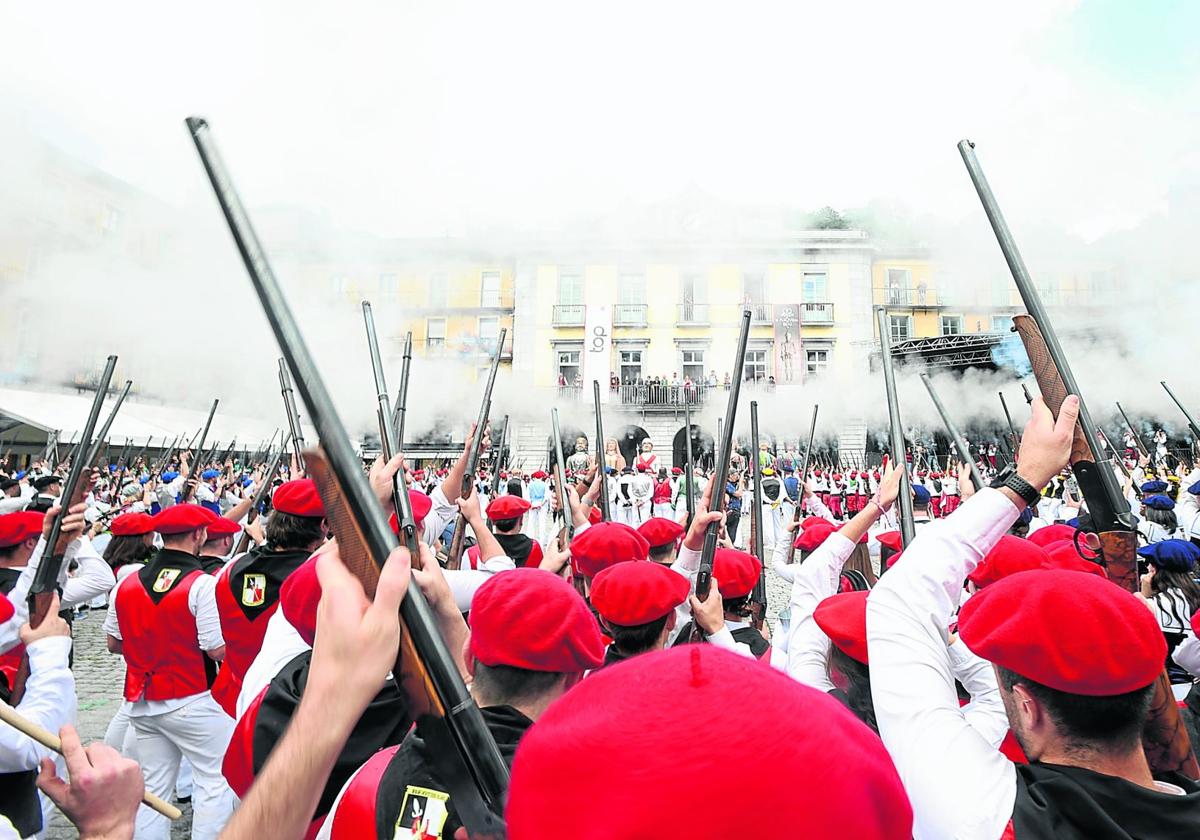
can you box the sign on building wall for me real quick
[774,304,802,384]
[584,303,612,401]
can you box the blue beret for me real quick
[201,469,220,480]
[241,476,254,488]
[139,476,150,485]
[1016,507,1034,525]
[161,471,179,482]
[1065,517,1080,527]
[1141,480,1168,494]
[606,468,616,475]
[782,464,794,473]
[912,484,931,504]
[15,471,26,480]
[108,464,118,473]
[1143,494,1175,511]
[1188,481,1200,496]
[1137,540,1200,573]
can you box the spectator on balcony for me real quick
[609,371,619,391]
[706,371,718,387]
[683,376,695,403]
[557,372,567,388]
[573,372,583,388]
[723,372,731,389]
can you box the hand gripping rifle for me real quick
[960,138,1198,779]
[920,374,984,491]
[178,399,219,504]
[692,310,751,641]
[188,116,509,833]
[684,401,696,528]
[876,308,916,546]
[593,381,611,520]
[788,404,819,564]
[748,400,767,629]
[446,329,506,570]
[11,355,118,705]
[278,358,306,472]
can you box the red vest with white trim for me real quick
[115,550,211,702]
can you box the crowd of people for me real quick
[1,394,1199,838]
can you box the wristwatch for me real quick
[989,463,1041,506]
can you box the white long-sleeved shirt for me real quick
[0,536,115,654]
[786,531,857,691]
[0,636,75,773]
[0,485,35,514]
[867,488,1020,840]
[665,543,757,658]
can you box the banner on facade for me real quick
[775,303,802,384]
[584,303,612,402]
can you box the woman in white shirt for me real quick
[1137,539,1200,692]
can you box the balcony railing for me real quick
[677,302,709,325]
[613,303,647,326]
[552,304,585,326]
[747,303,772,323]
[800,302,834,325]
[617,382,709,407]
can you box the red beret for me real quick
[713,548,760,599]
[1026,524,1077,548]
[967,535,1049,589]
[671,467,682,475]
[507,646,913,839]
[153,504,211,535]
[876,530,903,553]
[110,511,155,537]
[531,470,548,480]
[591,561,689,627]
[885,550,904,570]
[0,591,12,624]
[280,555,320,646]
[202,510,241,537]
[588,506,602,525]
[958,569,1165,696]
[801,516,830,529]
[637,517,684,549]
[388,490,433,536]
[1042,541,1105,576]
[794,522,835,553]
[486,495,530,520]
[814,591,869,664]
[570,523,649,579]
[272,479,325,518]
[0,511,45,548]
[469,569,604,673]
[1192,607,1200,638]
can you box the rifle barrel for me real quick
[83,380,132,468]
[593,381,610,520]
[876,308,915,545]
[1116,401,1150,457]
[278,358,306,470]
[749,401,766,615]
[392,331,413,447]
[179,399,219,503]
[684,401,695,526]
[999,391,1020,448]
[920,374,984,490]
[1161,381,1200,441]
[550,408,572,544]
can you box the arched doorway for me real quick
[616,424,650,468]
[672,425,716,470]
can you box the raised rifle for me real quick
[684,400,696,527]
[748,400,767,629]
[278,358,306,472]
[1160,381,1200,445]
[876,308,915,546]
[496,414,510,475]
[593,381,611,520]
[549,408,575,554]
[960,138,1197,779]
[234,438,290,556]
[1115,401,1150,459]
[446,329,506,571]
[999,391,1020,452]
[391,331,413,446]
[179,399,219,504]
[149,434,180,476]
[1021,383,1034,405]
[920,374,984,491]
[130,436,152,470]
[83,380,133,470]
[693,309,752,638]
[789,405,819,563]
[187,115,509,831]
[12,355,117,704]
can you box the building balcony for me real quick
[613,303,647,326]
[552,304,586,326]
[747,303,773,324]
[676,302,709,325]
[800,302,834,325]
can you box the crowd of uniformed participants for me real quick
[2,392,1200,838]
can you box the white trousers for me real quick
[131,695,235,840]
[652,503,673,520]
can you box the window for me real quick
[332,275,351,296]
[679,273,708,322]
[802,272,827,302]
[744,350,768,382]
[379,273,399,296]
[558,270,583,305]
[429,274,448,308]
[481,271,501,307]
[557,349,581,384]
[616,272,647,324]
[681,349,705,383]
[479,316,499,344]
[427,318,446,350]
[743,270,765,303]
[888,315,911,343]
[886,268,910,305]
[619,349,642,384]
[940,315,963,336]
[805,349,830,375]
[991,315,1014,333]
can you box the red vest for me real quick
[325,745,401,839]
[211,564,278,717]
[115,566,210,702]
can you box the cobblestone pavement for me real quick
[46,609,193,839]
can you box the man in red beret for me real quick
[673,547,772,660]
[197,509,242,574]
[868,396,1200,838]
[590,560,690,667]
[479,493,542,568]
[637,516,684,566]
[317,567,604,839]
[211,479,328,717]
[104,502,235,839]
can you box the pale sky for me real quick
[4,0,1199,240]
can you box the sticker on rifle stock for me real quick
[241,573,266,607]
[152,568,181,593]
[395,785,449,839]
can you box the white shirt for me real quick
[665,543,758,659]
[0,636,75,773]
[867,488,1020,840]
[103,566,224,716]
[237,609,309,719]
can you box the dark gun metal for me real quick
[593,381,611,520]
[684,401,695,527]
[179,399,219,504]
[392,331,413,447]
[876,308,915,546]
[920,374,984,490]
[278,358,306,471]
[1161,381,1200,442]
[748,400,766,627]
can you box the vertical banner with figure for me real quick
[584,303,612,402]
[775,303,802,384]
